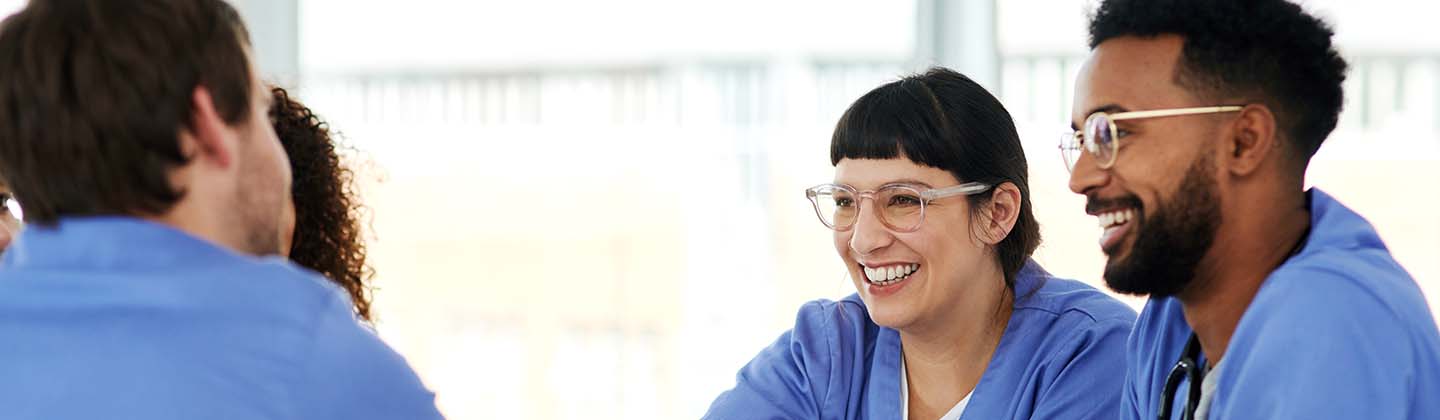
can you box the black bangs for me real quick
[829,78,958,170]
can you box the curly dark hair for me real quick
[268,86,374,321]
[1089,0,1348,166]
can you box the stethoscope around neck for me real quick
[1157,333,1205,420]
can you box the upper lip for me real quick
[1085,195,1141,216]
[1086,205,1134,216]
[856,260,918,268]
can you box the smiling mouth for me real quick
[1095,207,1138,253]
[860,263,920,286]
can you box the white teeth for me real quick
[861,263,920,284]
[1097,209,1137,228]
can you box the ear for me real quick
[182,86,235,169]
[1224,104,1278,176]
[975,182,1022,245]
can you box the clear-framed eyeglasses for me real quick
[1060,105,1243,172]
[804,182,991,233]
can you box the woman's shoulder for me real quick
[1014,263,1137,330]
[788,294,881,339]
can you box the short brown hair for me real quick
[0,0,255,226]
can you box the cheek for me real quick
[833,231,852,261]
[281,200,296,250]
[914,214,983,270]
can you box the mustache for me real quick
[1085,194,1144,214]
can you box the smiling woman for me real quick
[705,67,1137,420]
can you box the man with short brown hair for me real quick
[0,1,443,418]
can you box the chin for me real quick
[867,308,912,330]
[858,296,914,329]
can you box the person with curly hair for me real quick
[0,0,440,418]
[1064,0,1440,419]
[268,86,374,322]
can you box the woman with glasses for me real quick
[704,68,1136,420]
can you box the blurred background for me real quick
[7,0,1437,418]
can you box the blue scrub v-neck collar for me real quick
[871,262,1048,419]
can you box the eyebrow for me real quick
[1070,103,1130,130]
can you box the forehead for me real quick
[833,157,957,188]
[1072,35,1192,122]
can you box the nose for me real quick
[848,199,895,256]
[1068,150,1111,196]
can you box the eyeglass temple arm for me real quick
[921,182,991,200]
[1109,106,1244,121]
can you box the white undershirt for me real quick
[900,357,973,420]
[1194,358,1225,420]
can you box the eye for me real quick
[833,196,855,208]
[888,194,921,207]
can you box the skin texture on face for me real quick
[833,158,1000,332]
[278,197,295,257]
[231,67,291,256]
[1069,35,1233,297]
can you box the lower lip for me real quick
[865,270,915,297]
[1100,221,1132,254]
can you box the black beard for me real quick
[1102,155,1222,297]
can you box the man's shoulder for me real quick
[0,252,358,348]
[1019,275,1138,327]
[1254,247,1430,334]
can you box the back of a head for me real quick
[1089,0,1348,173]
[0,0,254,226]
[830,67,1041,290]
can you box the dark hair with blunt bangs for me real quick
[1089,0,1348,169]
[0,0,254,226]
[831,67,1042,293]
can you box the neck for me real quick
[146,195,246,255]
[899,266,1012,419]
[1179,187,1309,365]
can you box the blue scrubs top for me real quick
[1121,189,1440,420]
[705,261,1137,419]
[0,217,443,420]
